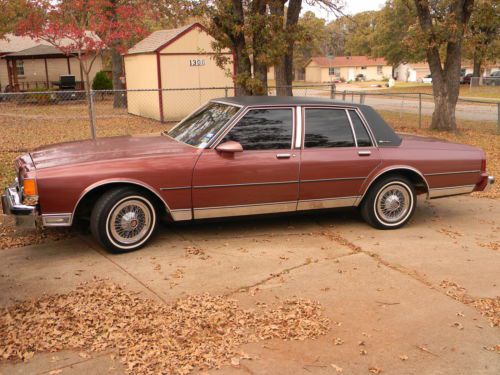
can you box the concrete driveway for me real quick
[1,195,499,374]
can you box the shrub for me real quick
[92,71,112,90]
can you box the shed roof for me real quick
[127,23,202,55]
[307,56,388,68]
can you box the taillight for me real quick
[481,158,486,173]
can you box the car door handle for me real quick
[358,151,371,156]
[276,153,292,159]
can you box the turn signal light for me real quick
[23,179,37,196]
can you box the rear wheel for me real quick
[360,176,416,229]
[90,187,157,253]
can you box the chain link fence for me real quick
[0,85,499,149]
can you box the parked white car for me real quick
[418,74,432,84]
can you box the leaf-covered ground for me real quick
[0,280,329,374]
[0,101,498,250]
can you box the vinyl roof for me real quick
[127,23,199,55]
[212,96,366,107]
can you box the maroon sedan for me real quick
[2,97,494,252]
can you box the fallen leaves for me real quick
[0,280,330,375]
[440,280,500,327]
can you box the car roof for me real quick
[212,96,367,108]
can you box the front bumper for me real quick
[1,185,37,215]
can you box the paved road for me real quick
[1,196,499,374]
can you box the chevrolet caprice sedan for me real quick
[2,97,494,252]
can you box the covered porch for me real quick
[1,45,84,92]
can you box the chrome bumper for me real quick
[485,175,495,192]
[1,185,36,216]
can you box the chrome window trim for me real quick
[347,109,375,148]
[209,106,296,151]
[424,170,481,176]
[345,109,358,147]
[353,108,379,148]
[302,106,359,149]
[295,106,302,149]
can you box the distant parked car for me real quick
[2,97,494,252]
[355,74,366,81]
[461,73,473,85]
[418,74,432,84]
[484,71,500,86]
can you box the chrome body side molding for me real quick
[428,185,476,199]
[297,196,359,210]
[170,209,192,221]
[194,201,297,219]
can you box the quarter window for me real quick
[304,108,355,148]
[221,108,293,150]
[349,110,372,147]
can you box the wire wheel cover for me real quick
[376,184,411,223]
[109,199,152,245]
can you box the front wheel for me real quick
[90,187,158,253]
[360,176,416,229]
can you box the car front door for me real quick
[192,107,300,219]
[298,106,381,210]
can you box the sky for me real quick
[303,0,385,21]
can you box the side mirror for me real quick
[216,140,243,153]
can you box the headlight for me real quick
[22,178,39,206]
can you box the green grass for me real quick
[377,83,500,100]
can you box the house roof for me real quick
[5,44,67,57]
[127,23,202,55]
[0,32,102,54]
[307,56,388,68]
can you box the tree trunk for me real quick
[414,0,473,132]
[282,0,302,96]
[252,0,268,95]
[472,47,481,77]
[81,60,97,139]
[111,48,125,108]
[270,0,287,95]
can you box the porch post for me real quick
[12,58,18,90]
[44,58,49,89]
[7,59,13,87]
[67,57,71,74]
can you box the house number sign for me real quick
[189,59,206,67]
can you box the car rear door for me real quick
[191,106,300,219]
[298,106,381,210]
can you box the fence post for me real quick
[342,90,346,101]
[360,93,365,104]
[89,90,97,139]
[330,84,336,99]
[497,103,500,135]
[419,93,422,129]
[225,87,228,98]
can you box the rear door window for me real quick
[304,108,355,148]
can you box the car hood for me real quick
[30,134,196,170]
[398,133,480,152]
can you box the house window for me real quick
[361,66,367,70]
[377,66,383,75]
[16,60,25,76]
[328,67,339,76]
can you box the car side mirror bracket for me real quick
[215,141,243,153]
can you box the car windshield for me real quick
[166,102,240,147]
